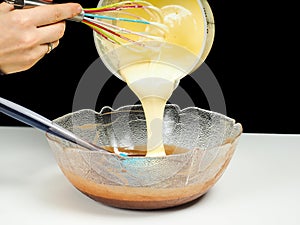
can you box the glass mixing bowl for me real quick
[46,104,242,210]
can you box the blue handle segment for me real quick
[84,13,150,24]
[0,97,118,154]
[0,97,77,145]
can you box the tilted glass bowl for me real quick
[46,104,242,210]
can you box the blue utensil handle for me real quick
[0,97,103,152]
[0,102,72,142]
[0,97,51,131]
[1,98,69,142]
[0,97,76,144]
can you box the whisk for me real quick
[5,0,168,47]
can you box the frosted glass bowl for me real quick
[46,104,242,210]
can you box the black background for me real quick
[0,0,298,134]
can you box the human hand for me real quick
[0,2,82,74]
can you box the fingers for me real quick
[1,40,60,74]
[0,2,14,13]
[31,40,59,63]
[27,3,82,27]
[37,21,66,44]
[2,3,80,46]
[43,40,59,55]
[30,41,59,64]
[0,3,81,74]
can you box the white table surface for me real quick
[0,127,299,225]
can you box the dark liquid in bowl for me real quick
[59,144,236,209]
[101,144,190,157]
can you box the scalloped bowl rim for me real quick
[46,104,243,155]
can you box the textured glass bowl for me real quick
[46,105,242,210]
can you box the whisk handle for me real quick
[5,0,51,9]
[4,0,84,22]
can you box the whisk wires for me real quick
[81,0,168,46]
